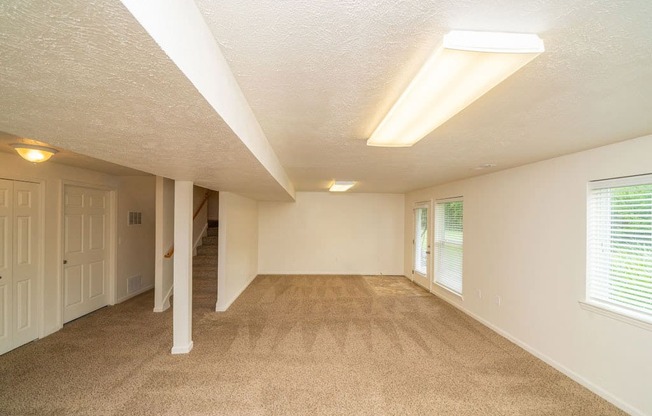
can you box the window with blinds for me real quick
[414,205,428,276]
[588,175,652,321]
[434,199,463,295]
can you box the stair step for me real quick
[193,268,216,278]
[202,236,218,245]
[207,227,218,236]
[194,256,217,266]
[197,245,218,256]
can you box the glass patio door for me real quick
[413,202,431,289]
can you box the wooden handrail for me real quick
[164,192,211,259]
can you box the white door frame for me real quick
[60,181,117,326]
[412,200,432,291]
[0,175,46,340]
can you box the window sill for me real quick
[578,300,652,332]
[433,282,464,301]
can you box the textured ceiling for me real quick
[1,1,651,197]
[0,131,150,177]
[0,1,292,200]
[197,0,652,192]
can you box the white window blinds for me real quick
[588,175,652,320]
[435,199,463,294]
[414,206,428,276]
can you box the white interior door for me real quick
[412,202,431,289]
[63,185,109,323]
[0,179,13,354]
[0,179,40,355]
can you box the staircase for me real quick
[193,225,218,311]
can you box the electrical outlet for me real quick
[495,295,501,306]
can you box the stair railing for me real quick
[164,191,210,259]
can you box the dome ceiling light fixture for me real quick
[367,30,545,147]
[10,143,59,163]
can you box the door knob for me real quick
[63,260,68,264]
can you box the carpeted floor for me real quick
[0,274,624,415]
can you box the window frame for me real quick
[584,174,652,330]
[433,196,464,297]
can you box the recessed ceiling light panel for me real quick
[329,181,356,192]
[367,30,544,147]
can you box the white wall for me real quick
[117,176,156,301]
[207,191,219,220]
[258,192,404,275]
[154,177,175,312]
[192,185,208,251]
[0,152,154,338]
[404,134,652,416]
[216,191,258,311]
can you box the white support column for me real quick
[153,176,164,312]
[171,180,193,354]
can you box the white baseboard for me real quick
[403,276,645,416]
[215,273,257,312]
[153,284,173,313]
[171,341,193,355]
[116,284,154,304]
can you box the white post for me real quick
[172,180,193,354]
[153,176,164,312]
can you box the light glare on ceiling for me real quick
[11,143,58,163]
[367,30,544,147]
[329,181,356,192]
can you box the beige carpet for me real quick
[0,274,624,415]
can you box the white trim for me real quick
[433,282,464,300]
[406,276,645,416]
[153,284,173,313]
[589,172,652,188]
[579,300,652,332]
[60,181,117,325]
[171,341,193,355]
[116,284,154,304]
[192,222,208,256]
[215,273,257,312]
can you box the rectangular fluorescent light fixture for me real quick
[329,181,356,192]
[367,30,544,147]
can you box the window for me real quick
[414,204,429,276]
[587,175,652,322]
[434,198,463,295]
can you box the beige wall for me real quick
[0,152,155,338]
[258,192,404,275]
[193,186,209,250]
[207,191,219,220]
[404,134,652,415]
[154,177,175,312]
[216,191,258,311]
[117,176,156,302]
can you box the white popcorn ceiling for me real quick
[1,1,652,197]
[0,1,292,200]
[196,0,652,192]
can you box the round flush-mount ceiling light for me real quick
[10,143,59,163]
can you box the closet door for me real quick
[0,179,40,355]
[0,179,13,355]
[12,181,39,348]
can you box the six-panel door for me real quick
[63,185,109,323]
[0,179,39,355]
